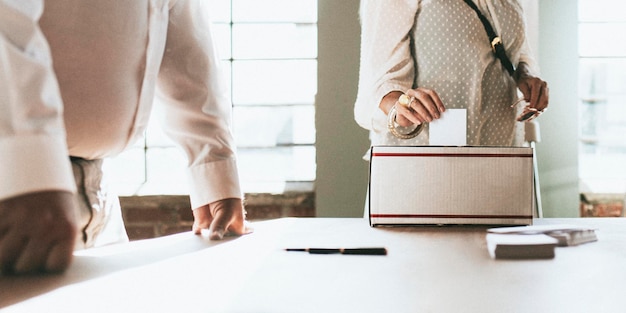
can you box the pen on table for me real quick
[285,247,387,255]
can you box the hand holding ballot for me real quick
[388,88,446,128]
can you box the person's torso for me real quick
[380,0,525,146]
[40,0,169,158]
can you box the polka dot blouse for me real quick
[355,0,536,151]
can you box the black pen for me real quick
[285,247,387,255]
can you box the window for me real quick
[578,0,626,193]
[105,0,318,195]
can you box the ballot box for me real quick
[368,146,534,226]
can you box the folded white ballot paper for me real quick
[429,109,466,146]
[488,224,598,246]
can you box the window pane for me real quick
[237,146,316,192]
[578,0,626,193]
[233,23,317,59]
[578,58,626,152]
[580,95,626,145]
[105,147,146,189]
[605,95,626,125]
[232,60,316,105]
[212,23,232,60]
[579,23,626,57]
[233,105,315,147]
[144,148,189,195]
[580,155,626,184]
[205,0,231,23]
[579,0,626,22]
[579,58,626,96]
[232,0,317,23]
[146,102,176,147]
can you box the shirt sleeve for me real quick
[494,0,539,75]
[0,0,75,201]
[354,0,420,132]
[156,0,241,209]
[515,10,539,75]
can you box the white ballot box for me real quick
[368,146,534,226]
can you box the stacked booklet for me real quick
[486,224,598,259]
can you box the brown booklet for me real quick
[486,233,558,259]
[486,224,598,260]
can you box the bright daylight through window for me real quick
[578,0,626,194]
[104,0,318,196]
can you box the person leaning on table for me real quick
[354,0,549,213]
[0,0,249,275]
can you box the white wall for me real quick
[536,0,580,216]
[316,0,370,217]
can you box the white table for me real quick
[2,218,625,312]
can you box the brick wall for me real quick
[119,192,315,241]
[580,193,625,217]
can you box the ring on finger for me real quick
[398,94,415,108]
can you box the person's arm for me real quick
[514,61,549,113]
[380,89,445,128]
[509,2,548,115]
[156,0,247,240]
[354,0,444,131]
[0,0,77,274]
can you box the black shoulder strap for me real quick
[463,0,516,77]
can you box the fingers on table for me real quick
[208,209,247,240]
[43,240,74,273]
[0,234,73,274]
[0,232,26,274]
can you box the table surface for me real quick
[1,217,625,313]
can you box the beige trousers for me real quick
[70,157,129,249]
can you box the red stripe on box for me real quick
[370,214,533,219]
[371,153,533,158]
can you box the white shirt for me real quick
[0,0,76,201]
[1,0,241,209]
[355,0,536,148]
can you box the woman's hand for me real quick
[515,62,549,114]
[381,88,446,127]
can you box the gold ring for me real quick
[387,105,424,139]
[398,94,414,108]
